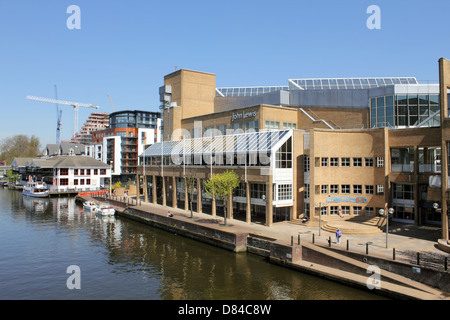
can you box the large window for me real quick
[275,137,292,168]
[393,183,414,200]
[370,94,440,128]
[278,184,292,200]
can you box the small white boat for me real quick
[23,181,49,198]
[83,201,97,212]
[94,203,115,216]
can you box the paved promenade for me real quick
[87,195,450,299]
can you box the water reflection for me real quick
[0,188,384,300]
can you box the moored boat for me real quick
[94,203,115,216]
[83,201,97,211]
[22,181,49,198]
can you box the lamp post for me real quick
[379,207,394,248]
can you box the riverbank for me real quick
[78,195,450,300]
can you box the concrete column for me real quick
[172,176,177,209]
[152,175,157,204]
[228,193,233,219]
[184,178,189,211]
[266,180,273,227]
[439,57,450,241]
[136,173,140,203]
[246,181,251,223]
[414,146,420,226]
[197,178,202,213]
[144,175,148,203]
[162,176,166,207]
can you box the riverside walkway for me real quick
[80,195,450,300]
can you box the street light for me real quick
[379,207,395,248]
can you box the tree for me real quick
[204,170,240,226]
[6,170,19,184]
[0,134,42,164]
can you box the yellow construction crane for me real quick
[26,95,99,135]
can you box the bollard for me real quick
[445,257,448,271]
[298,234,301,245]
[366,243,369,255]
[291,236,293,246]
[393,248,396,260]
[417,252,420,265]
[312,233,315,244]
[328,236,331,247]
[346,239,349,251]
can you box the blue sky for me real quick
[1,0,449,147]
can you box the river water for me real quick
[0,187,384,300]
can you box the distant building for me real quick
[89,110,162,183]
[44,142,86,157]
[71,112,110,144]
[11,156,110,192]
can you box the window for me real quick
[304,155,310,172]
[86,179,91,185]
[80,179,85,185]
[365,207,374,216]
[321,185,328,194]
[393,183,414,200]
[304,184,310,199]
[330,185,339,194]
[321,157,328,167]
[265,120,280,131]
[60,178,68,186]
[365,185,374,194]
[342,157,350,167]
[341,185,350,194]
[59,168,68,176]
[353,157,362,167]
[353,185,362,194]
[330,157,339,167]
[100,169,107,175]
[320,206,328,215]
[80,169,85,175]
[278,184,292,200]
[74,179,78,186]
[377,185,384,195]
[94,169,98,175]
[365,157,374,167]
[245,120,259,133]
[330,206,339,215]
[353,206,362,215]
[341,206,350,215]
[275,138,292,168]
[74,169,79,175]
[283,122,297,130]
[377,157,384,167]
[86,169,91,175]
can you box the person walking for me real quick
[336,228,342,244]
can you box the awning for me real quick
[142,130,292,157]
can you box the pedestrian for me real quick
[336,228,342,244]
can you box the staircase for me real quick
[322,216,386,234]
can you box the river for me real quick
[0,187,384,300]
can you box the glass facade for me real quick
[370,94,440,128]
[110,111,160,129]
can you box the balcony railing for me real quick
[391,163,441,173]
